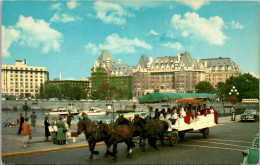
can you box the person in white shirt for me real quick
[179,106,186,117]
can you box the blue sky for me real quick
[2,1,259,80]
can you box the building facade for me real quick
[1,59,49,98]
[133,52,241,98]
[91,50,133,99]
[50,79,91,98]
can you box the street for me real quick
[2,121,259,164]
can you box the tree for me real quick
[195,81,216,94]
[43,82,61,99]
[224,73,259,101]
[154,89,160,93]
[216,82,225,102]
[39,83,44,99]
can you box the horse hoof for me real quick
[93,151,100,155]
[87,159,92,162]
[127,153,133,158]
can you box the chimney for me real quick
[24,59,27,65]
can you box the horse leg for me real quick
[148,137,159,150]
[112,143,118,163]
[92,141,100,155]
[127,139,134,158]
[140,137,146,152]
[159,133,165,146]
[87,141,94,162]
[104,140,112,157]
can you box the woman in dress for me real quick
[50,117,57,144]
[56,116,66,145]
[44,116,51,142]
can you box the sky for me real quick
[2,0,259,80]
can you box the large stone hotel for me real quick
[92,50,241,98]
[1,59,49,98]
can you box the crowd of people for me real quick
[144,104,218,124]
[17,111,76,148]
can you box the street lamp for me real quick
[229,86,239,121]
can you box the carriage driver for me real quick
[144,107,155,121]
[81,112,91,122]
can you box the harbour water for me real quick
[1,109,119,126]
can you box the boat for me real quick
[82,107,107,116]
[45,107,80,115]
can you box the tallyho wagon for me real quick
[138,93,219,146]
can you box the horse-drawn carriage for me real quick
[76,93,218,163]
[138,93,218,147]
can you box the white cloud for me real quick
[67,0,77,9]
[165,30,175,39]
[85,33,152,55]
[119,1,160,10]
[231,20,244,29]
[146,30,159,36]
[162,42,183,50]
[177,0,209,10]
[2,25,20,57]
[171,12,227,45]
[50,3,62,10]
[93,1,134,25]
[16,15,63,53]
[50,13,82,23]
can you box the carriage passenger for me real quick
[167,107,178,124]
[144,107,154,122]
[159,109,166,120]
[179,106,186,118]
[154,108,159,120]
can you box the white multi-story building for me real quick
[1,59,49,98]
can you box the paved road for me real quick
[2,121,258,164]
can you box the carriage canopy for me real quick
[138,92,217,104]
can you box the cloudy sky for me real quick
[2,0,259,80]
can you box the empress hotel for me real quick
[92,50,241,98]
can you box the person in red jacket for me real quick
[22,117,32,148]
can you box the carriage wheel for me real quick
[170,132,178,147]
[178,131,185,139]
[203,128,209,138]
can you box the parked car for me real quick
[242,133,259,164]
[240,109,259,122]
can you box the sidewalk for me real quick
[2,115,241,157]
[218,114,241,124]
[1,124,101,157]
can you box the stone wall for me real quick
[1,100,259,113]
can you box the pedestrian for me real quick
[44,116,51,142]
[57,116,66,145]
[18,113,24,134]
[30,111,36,132]
[22,117,32,148]
[63,118,70,144]
[67,112,74,128]
[50,117,58,144]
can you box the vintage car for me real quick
[242,133,259,164]
[240,109,259,122]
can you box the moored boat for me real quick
[45,107,79,115]
[82,107,107,116]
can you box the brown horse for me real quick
[77,119,111,162]
[132,115,168,152]
[108,115,135,163]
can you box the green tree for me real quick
[224,73,259,101]
[195,81,216,94]
[60,83,72,99]
[71,86,84,100]
[154,89,160,93]
[39,83,44,99]
[43,82,61,99]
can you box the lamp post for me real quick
[229,86,239,121]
